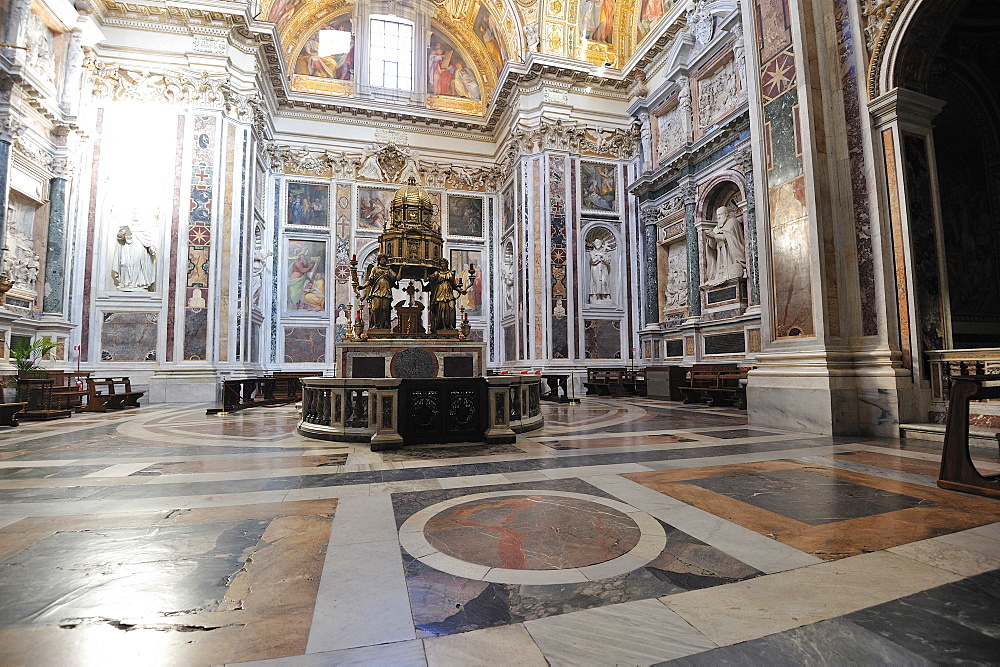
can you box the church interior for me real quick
[1,0,999,663]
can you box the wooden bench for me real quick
[622,369,647,396]
[38,371,91,411]
[16,378,73,420]
[0,389,27,426]
[678,364,749,408]
[938,374,1000,498]
[583,368,627,397]
[82,377,145,412]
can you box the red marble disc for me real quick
[424,494,642,570]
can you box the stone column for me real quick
[683,189,701,319]
[742,165,760,307]
[42,167,69,315]
[642,213,659,325]
[0,130,13,263]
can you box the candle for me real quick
[469,263,474,271]
[351,254,357,262]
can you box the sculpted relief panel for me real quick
[697,57,740,129]
[656,104,687,163]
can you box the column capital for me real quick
[869,87,947,132]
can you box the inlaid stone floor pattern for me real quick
[0,399,998,665]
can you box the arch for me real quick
[696,173,744,222]
[869,0,966,100]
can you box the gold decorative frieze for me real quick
[427,94,486,116]
[290,75,354,97]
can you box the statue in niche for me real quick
[704,205,746,285]
[424,258,467,332]
[501,248,515,310]
[357,253,399,330]
[112,222,157,291]
[250,234,272,310]
[587,236,615,303]
[525,23,540,52]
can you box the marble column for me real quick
[643,219,658,325]
[743,168,760,307]
[42,176,67,314]
[0,139,11,262]
[684,199,701,318]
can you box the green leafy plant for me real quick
[10,339,59,379]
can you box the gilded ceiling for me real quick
[260,0,691,112]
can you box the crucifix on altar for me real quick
[393,279,426,335]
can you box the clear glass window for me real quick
[369,16,413,91]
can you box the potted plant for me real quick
[10,339,59,402]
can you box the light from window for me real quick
[369,16,413,91]
[318,29,352,58]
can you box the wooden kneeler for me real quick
[938,374,1000,498]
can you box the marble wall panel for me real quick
[284,327,327,363]
[101,312,158,362]
[183,115,217,360]
[218,123,237,363]
[335,183,352,343]
[584,319,622,359]
[902,134,945,356]
[549,157,569,358]
[503,324,516,361]
[833,0,877,336]
[768,175,815,337]
[183,308,208,361]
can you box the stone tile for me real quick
[306,495,415,653]
[237,640,427,666]
[423,624,546,666]
[662,551,962,646]
[525,598,716,665]
[661,617,932,666]
[889,536,1000,577]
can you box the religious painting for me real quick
[447,195,484,238]
[286,182,329,227]
[265,0,302,32]
[294,18,355,81]
[428,34,482,101]
[474,4,507,73]
[286,239,327,314]
[580,162,618,213]
[638,0,677,41]
[356,187,393,231]
[450,248,483,316]
[582,0,616,44]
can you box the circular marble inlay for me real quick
[392,348,437,378]
[399,490,668,585]
[425,495,641,570]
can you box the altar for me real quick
[298,178,542,448]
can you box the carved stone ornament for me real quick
[87,58,256,122]
[581,125,641,160]
[697,58,739,128]
[688,0,716,46]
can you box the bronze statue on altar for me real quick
[425,258,466,333]
[355,253,399,331]
[350,177,477,340]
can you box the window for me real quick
[369,16,413,91]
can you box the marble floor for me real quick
[0,399,998,665]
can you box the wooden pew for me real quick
[583,368,627,397]
[622,369,647,396]
[938,374,1000,498]
[0,386,27,426]
[37,370,91,411]
[678,364,748,408]
[82,377,145,412]
[17,378,73,420]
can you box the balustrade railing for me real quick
[926,348,1000,407]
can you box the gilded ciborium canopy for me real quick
[380,177,443,280]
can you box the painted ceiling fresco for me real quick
[260,0,692,112]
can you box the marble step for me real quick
[899,422,1000,456]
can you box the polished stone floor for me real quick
[0,398,998,665]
